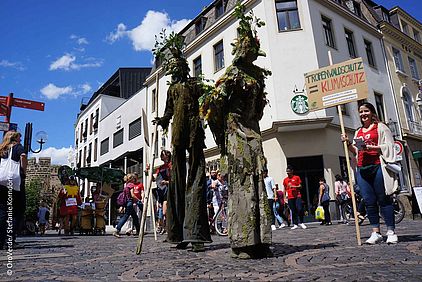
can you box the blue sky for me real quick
[0,0,420,165]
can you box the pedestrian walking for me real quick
[341,102,398,244]
[263,169,277,231]
[283,165,307,230]
[318,178,332,225]
[37,202,49,235]
[114,174,141,237]
[334,174,351,224]
[0,131,27,249]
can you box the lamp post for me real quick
[24,122,48,154]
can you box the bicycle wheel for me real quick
[214,205,228,236]
[393,198,405,224]
[341,202,353,222]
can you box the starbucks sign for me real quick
[291,94,309,114]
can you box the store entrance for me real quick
[287,156,324,216]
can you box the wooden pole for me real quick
[328,51,361,245]
[136,124,159,255]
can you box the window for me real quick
[113,129,124,148]
[403,88,414,122]
[116,115,121,130]
[89,113,94,135]
[78,150,82,168]
[100,138,109,156]
[195,17,207,35]
[408,57,420,80]
[86,143,92,165]
[83,146,87,167]
[129,118,142,140]
[214,41,224,72]
[345,29,357,58]
[374,92,385,122]
[93,108,99,131]
[392,47,404,72]
[193,56,202,77]
[151,89,157,113]
[337,104,348,116]
[401,20,409,35]
[352,1,362,17]
[322,16,335,48]
[153,133,158,157]
[364,39,376,68]
[93,138,98,162]
[275,0,301,31]
[215,0,227,19]
[413,29,421,43]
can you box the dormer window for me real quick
[215,0,228,19]
[195,17,207,35]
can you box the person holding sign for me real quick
[341,102,398,244]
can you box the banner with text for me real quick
[304,57,369,111]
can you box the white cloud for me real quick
[33,146,73,165]
[40,83,73,99]
[106,11,190,52]
[70,34,89,45]
[80,83,92,94]
[49,54,103,71]
[40,83,92,99]
[0,59,25,71]
[106,23,128,43]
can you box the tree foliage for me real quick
[25,179,41,221]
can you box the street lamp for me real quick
[24,122,48,153]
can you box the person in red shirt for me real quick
[283,165,307,230]
[342,102,397,245]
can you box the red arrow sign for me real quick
[12,98,44,111]
[0,103,8,116]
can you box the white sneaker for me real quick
[299,223,307,229]
[278,223,286,229]
[271,225,276,231]
[290,225,298,230]
[386,230,398,244]
[365,232,383,244]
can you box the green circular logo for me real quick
[291,94,309,114]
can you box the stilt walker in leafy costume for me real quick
[153,32,212,252]
[200,3,272,259]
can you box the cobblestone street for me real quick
[1,219,421,281]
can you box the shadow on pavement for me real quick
[272,242,338,258]
[397,234,422,242]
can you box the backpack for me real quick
[116,190,128,206]
[0,147,21,191]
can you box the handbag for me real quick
[315,206,324,221]
[0,147,21,191]
[386,163,401,174]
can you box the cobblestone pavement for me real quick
[1,218,421,281]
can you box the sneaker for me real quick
[290,225,298,230]
[386,230,398,244]
[365,232,382,244]
[271,225,276,231]
[278,223,286,229]
[113,231,121,238]
[299,223,307,229]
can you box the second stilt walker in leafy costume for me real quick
[200,3,272,259]
[153,32,212,252]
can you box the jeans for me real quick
[357,165,394,230]
[273,202,284,225]
[116,200,140,233]
[288,198,304,225]
[267,199,275,225]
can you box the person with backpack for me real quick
[334,174,351,224]
[0,131,27,249]
[113,173,141,238]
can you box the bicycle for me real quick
[341,192,405,224]
[208,198,228,236]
